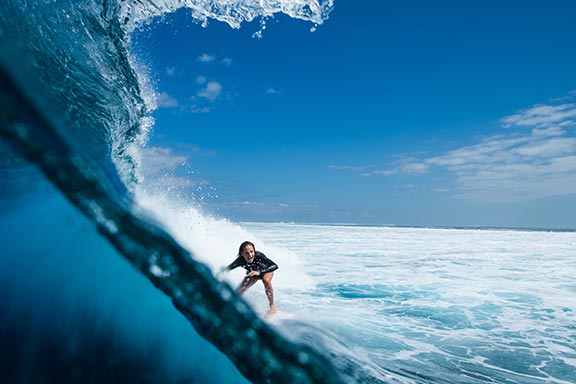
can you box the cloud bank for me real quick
[336,95,576,203]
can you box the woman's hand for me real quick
[216,267,230,278]
[246,270,260,278]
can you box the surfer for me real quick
[221,241,278,318]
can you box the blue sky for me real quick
[131,1,576,229]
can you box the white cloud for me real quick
[512,137,576,158]
[366,170,397,176]
[196,76,207,84]
[266,88,280,95]
[500,103,576,129]
[357,93,576,202]
[426,135,576,201]
[450,154,576,202]
[399,162,429,174]
[139,147,188,175]
[360,158,429,177]
[196,54,234,66]
[531,125,566,137]
[166,67,176,76]
[156,92,179,108]
[190,105,211,114]
[137,147,212,196]
[197,53,216,63]
[197,81,222,102]
[330,165,365,171]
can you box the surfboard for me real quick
[266,310,296,322]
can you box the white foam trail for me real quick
[133,184,315,294]
[243,222,576,383]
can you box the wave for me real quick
[0,0,391,383]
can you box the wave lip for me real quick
[117,0,334,32]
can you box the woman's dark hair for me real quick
[238,241,256,256]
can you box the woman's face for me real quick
[241,244,255,263]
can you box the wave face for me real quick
[0,0,377,383]
[7,1,573,384]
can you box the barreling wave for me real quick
[0,0,334,189]
[0,0,377,383]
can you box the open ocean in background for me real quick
[1,0,575,382]
[243,222,576,383]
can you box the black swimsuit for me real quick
[225,251,278,278]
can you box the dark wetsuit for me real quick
[225,251,278,278]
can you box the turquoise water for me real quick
[1,0,575,383]
[245,222,576,384]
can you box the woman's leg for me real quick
[261,272,276,317]
[237,276,258,294]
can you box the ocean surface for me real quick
[245,222,576,384]
[1,0,576,383]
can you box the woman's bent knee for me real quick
[262,272,274,283]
